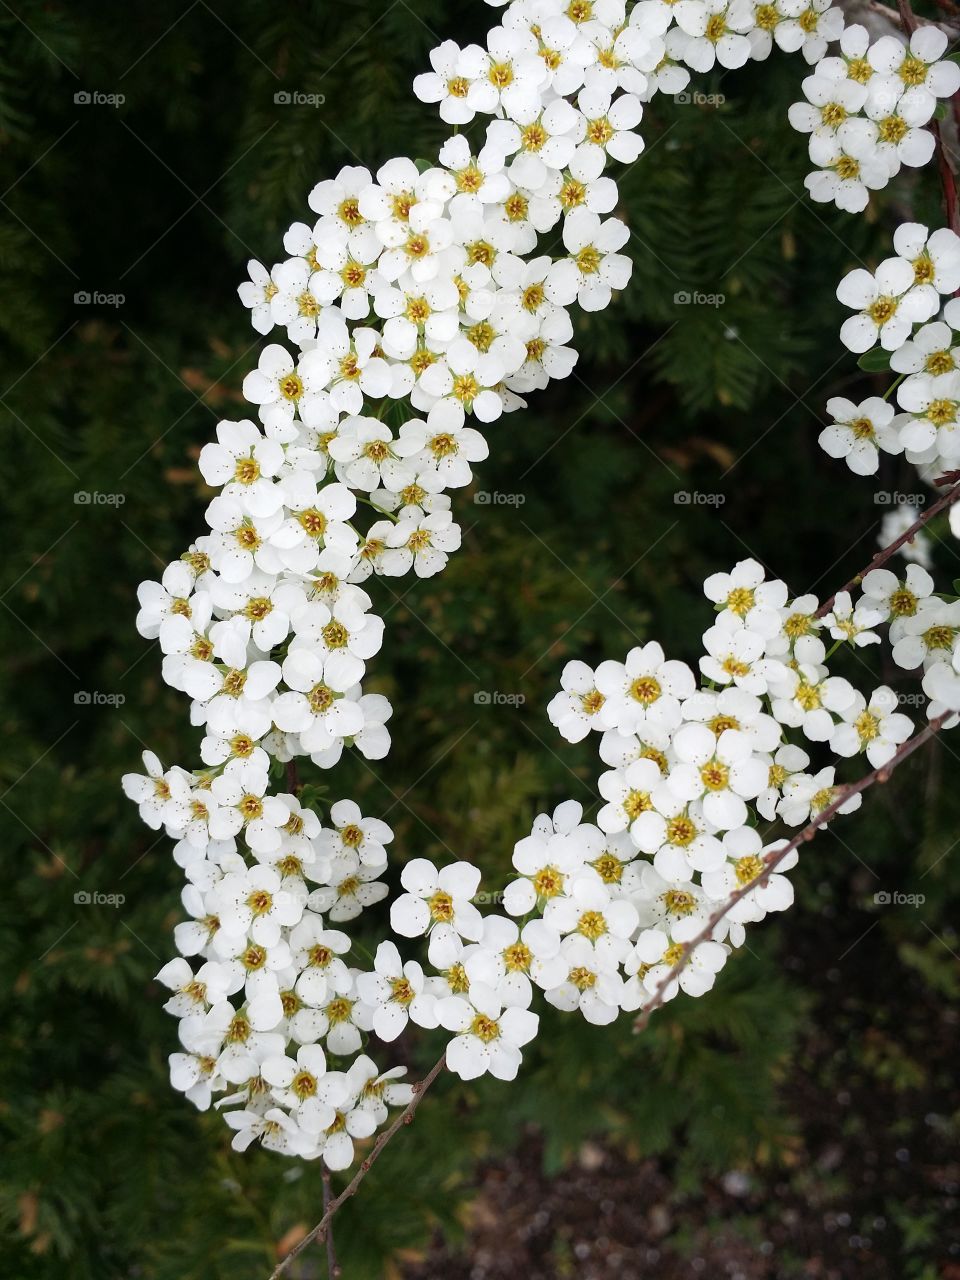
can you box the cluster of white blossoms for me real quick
[823,222,960,482]
[789,24,960,212]
[126,0,960,1170]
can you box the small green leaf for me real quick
[858,348,891,372]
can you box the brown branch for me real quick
[285,759,301,795]
[867,0,958,25]
[632,712,949,1032]
[815,475,960,618]
[267,1054,447,1280]
[322,1170,338,1278]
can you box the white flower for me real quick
[830,684,913,766]
[836,258,933,353]
[778,766,862,826]
[593,641,695,734]
[356,941,437,1040]
[503,801,600,915]
[414,41,489,125]
[823,590,884,647]
[700,614,776,694]
[546,209,631,312]
[891,599,960,670]
[439,981,539,1081]
[544,934,624,1024]
[547,659,607,742]
[788,70,867,137]
[674,0,752,72]
[890,319,960,377]
[861,98,935,175]
[238,259,282,335]
[261,1043,346,1122]
[923,657,960,716]
[631,931,727,999]
[819,395,901,475]
[755,743,809,821]
[668,724,767,830]
[897,370,960,459]
[805,130,889,214]
[316,799,393,868]
[390,858,484,964]
[861,563,934,621]
[325,418,414,493]
[382,511,462,577]
[213,864,303,948]
[311,852,389,922]
[224,1106,312,1156]
[394,401,489,489]
[573,87,644,178]
[700,831,797,915]
[867,28,960,124]
[703,559,788,636]
[273,649,365,753]
[467,28,549,123]
[597,756,667,836]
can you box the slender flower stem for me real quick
[267,1054,447,1280]
[632,711,950,1032]
[815,475,960,619]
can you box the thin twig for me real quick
[815,475,960,618]
[321,1170,338,1278]
[267,1054,447,1280]
[867,0,958,27]
[632,711,949,1031]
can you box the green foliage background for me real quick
[0,2,958,1277]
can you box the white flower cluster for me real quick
[822,222,960,481]
[537,557,938,1006]
[127,0,960,1172]
[789,25,960,212]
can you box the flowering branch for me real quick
[895,0,960,236]
[815,473,960,618]
[632,709,950,1032]
[267,1054,447,1280]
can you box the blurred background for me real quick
[1,1,958,1277]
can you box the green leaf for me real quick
[858,348,891,372]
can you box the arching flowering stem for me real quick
[816,473,960,618]
[268,1054,447,1280]
[632,710,950,1033]
[895,0,960,235]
